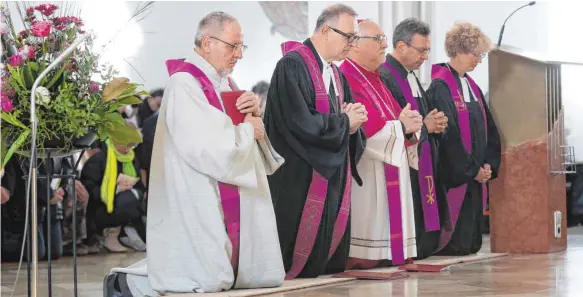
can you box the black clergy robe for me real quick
[426,63,501,255]
[264,39,366,277]
[379,55,446,260]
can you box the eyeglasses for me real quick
[473,52,486,59]
[359,34,387,45]
[209,36,248,53]
[328,26,359,44]
[405,42,431,55]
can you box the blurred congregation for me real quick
[0,81,269,260]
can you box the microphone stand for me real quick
[497,1,536,47]
[28,32,90,297]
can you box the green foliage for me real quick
[0,3,152,168]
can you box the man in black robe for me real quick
[426,22,501,255]
[379,18,448,260]
[264,4,367,278]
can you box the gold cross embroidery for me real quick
[425,175,435,205]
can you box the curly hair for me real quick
[445,22,492,58]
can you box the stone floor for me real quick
[2,227,583,297]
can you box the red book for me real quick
[398,263,450,272]
[220,90,246,125]
[332,271,409,280]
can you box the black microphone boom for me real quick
[497,1,536,47]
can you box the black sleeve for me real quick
[339,72,366,186]
[264,56,352,179]
[481,89,502,179]
[427,80,481,187]
[81,152,106,203]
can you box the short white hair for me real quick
[194,11,237,47]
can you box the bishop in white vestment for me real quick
[339,20,423,269]
[105,12,285,296]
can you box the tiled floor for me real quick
[2,227,583,297]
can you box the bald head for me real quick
[357,19,380,36]
[194,11,238,48]
[349,19,388,71]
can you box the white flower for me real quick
[35,86,51,105]
[0,23,9,35]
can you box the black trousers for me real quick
[87,191,146,242]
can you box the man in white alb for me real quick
[104,11,285,296]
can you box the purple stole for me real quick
[165,59,241,278]
[342,60,408,265]
[280,41,352,279]
[382,62,440,233]
[430,64,488,251]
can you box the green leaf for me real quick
[28,61,39,72]
[23,64,35,89]
[1,129,31,168]
[107,96,142,112]
[104,112,126,124]
[45,66,66,89]
[107,121,142,145]
[7,65,25,89]
[1,113,28,129]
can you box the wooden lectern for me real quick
[488,45,578,253]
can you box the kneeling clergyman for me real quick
[339,19,423,269]
[104,12,286,296]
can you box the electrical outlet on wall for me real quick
[554,211,562,239]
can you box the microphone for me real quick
[497,1,536,47]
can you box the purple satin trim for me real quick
[280,41,352,279]
[385,164,405,264]
[430,64,488,251]
[341,61,406,264]
[166,59,241,274]
[382,62,440,232]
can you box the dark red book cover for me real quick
[220,90,246,125]
[398,264,450,272]
[332,271,409,280]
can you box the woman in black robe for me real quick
[426,22,501,256]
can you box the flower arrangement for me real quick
[0,3,149,168]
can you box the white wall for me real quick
[431,1,549,92]
[119,1,292,91]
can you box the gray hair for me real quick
[314,4,357,32]
[194,11,237,47]
[392,18,431,48]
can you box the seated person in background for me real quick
[251,81,269,118]
[137,88,164,128]
[82,139,147,253]
[1,156,80,261]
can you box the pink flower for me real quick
[35,4,57,16]
[18,46,36,60]
[31,21,51,37]
[26,7,34,17]
[27,46,35,59]
[89,81,100,94]
[1,93,13,112]
[9,55,22,67]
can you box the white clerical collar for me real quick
[315,48,338,95]
[185,51,225,89]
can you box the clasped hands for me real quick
[237,92,264,141]
[474,163,492,184]
[342,102,368,134]
[424,108,448,134]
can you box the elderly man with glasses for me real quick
[339,19,423,269]
[105,11,286,295]
[379,18,449,261]
[264,4,367,279]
